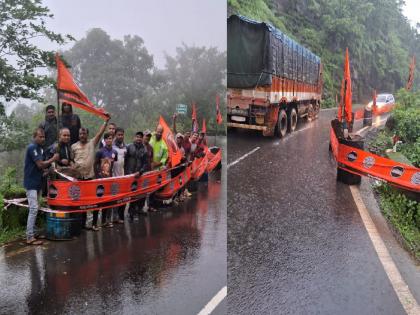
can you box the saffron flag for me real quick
[343,48,352,124]
[338,48,352,124]
[56,54,109,120]
[372,89,377,114]
[158,116,182,167]
[406,56,416,91]
[202,118,207,133]
[191,102,197,121]
[216,95,223,124]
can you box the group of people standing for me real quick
[23,104,208,245]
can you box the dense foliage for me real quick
[42,29,226,137]
[366,89,420,259]
[0,0,73,103]
[228,0,420,106]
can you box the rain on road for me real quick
[227,111,420,315]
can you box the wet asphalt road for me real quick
[0,139,226,315]
[227,111,420,314]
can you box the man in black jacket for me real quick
[39,105,58,150]
[124,131,148,220]
[61,102,81,145]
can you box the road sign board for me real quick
[176,104,188,114]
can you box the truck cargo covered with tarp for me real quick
[227,14,321,89]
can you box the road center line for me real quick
[227,147,260,169]
[197,286,227,315]
[350,186,420,315]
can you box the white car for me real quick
[366,93,395,112]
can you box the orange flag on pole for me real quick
[338,48,352,124]
[202,118,207,133]
[406,56,416,91]
[158,116,182,167]
[191,102,197,121]
[343,48,352,124]
[56,54,109,120]
[216,95,223,125]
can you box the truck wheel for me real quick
[277,109,288,138]
[288,108,298,132]
[307,104,314,122]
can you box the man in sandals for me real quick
[24,128,59,245]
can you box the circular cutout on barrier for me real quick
[390,166,404,178]
[131,181,138,191]
[110,182,120,195]
[68,185,81,201]
[48,184,57,199]
[179,176,183,186]
[157,174,162,185]
[363,156,375,169]
[411,172,420,185]
[96,185,105,197]
[142,178,149,189]
[347,151,358,162]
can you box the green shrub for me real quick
[376,184,420,259]
[0,167,26,198]
[366,130,393,156]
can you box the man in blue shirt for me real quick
[24,128,58,245]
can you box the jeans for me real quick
[26,190,40,240]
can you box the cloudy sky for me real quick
[40,0,227,68]
[403,0,420,27]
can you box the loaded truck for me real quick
[227,15,323,137]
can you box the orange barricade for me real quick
[330,126,420,192]
[47,169,172,213]
[155,164,192,200]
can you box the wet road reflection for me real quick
[0,145,226,314]
[227,113,412,314]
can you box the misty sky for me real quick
[403,0,420,27]
[39,0,227,68]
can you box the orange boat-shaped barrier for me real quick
[47,169,172,212]
[155,164,192,200]
[47,147,223,210]
[206,147,222,173]
[191,154,208,181]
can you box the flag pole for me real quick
[55,54,60,141]
[215,120,217,146]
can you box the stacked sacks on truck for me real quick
[227,14,322,137]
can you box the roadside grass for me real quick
[375,184,420,260]
[0,227,25,245]
[365,89,420,261]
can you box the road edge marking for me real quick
[350,185,420,315]
[197,286,227,315]
[227,147,260,169]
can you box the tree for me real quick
[0,104,30,152]
[159,44,226,133]
[63,28,155,125]
[0,0,74,104]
